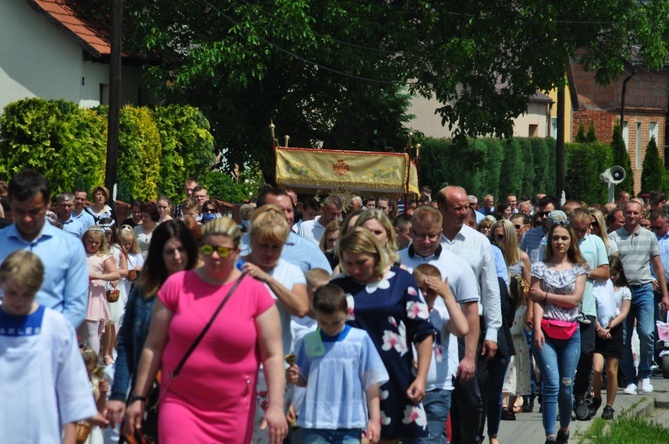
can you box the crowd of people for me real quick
[2,168,669,444]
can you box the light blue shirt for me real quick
[57,216,85,238]
[73,210,95,231]
[241,231,333,275]
[520,226,547,264]
[656,232,669,282]
[492,244,510,287]
[0,221,89,327]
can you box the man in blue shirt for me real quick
[54,192,85,238]
[0,170,88,328]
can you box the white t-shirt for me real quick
[265,258,307,354]
[297,219,326,246]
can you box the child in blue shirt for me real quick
[288,283,389,443]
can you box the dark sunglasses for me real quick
[201,244,234,257]
[494,234,505,240]
[552,219,570,227]
[203,208,217,214]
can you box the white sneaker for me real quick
[623,383,638,395]
[640,378,654,393]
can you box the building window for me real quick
[636,121,642,169]
[551,117,558,139]
[650,121,659,143]
[622,121,629,150]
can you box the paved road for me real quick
[492,375,669,443]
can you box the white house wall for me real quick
[1,1,147,113]
[406,92,551,139]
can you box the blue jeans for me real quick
[415,389,452,444]
[622,283,655,383]
[534,328,581,436]
[302,428,363,443]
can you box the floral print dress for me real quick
[332,267,437,440]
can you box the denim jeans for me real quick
[534,328,581,436]
[485,354,509,439]
[415,389,452,444]
[622,283,655,383]
[302,428,363,443]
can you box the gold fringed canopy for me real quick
[275,147,419,196]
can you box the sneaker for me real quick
[601,405,615,420]
[589,397,602,418]
[574,395,589,420]
[576,312,591,324]
[623,383,638,395]
[640,378,654,393]
[556,429,570,444]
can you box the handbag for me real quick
[541,318,578,340]
[120,272,246,444]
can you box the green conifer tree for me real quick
[641,136,664,193]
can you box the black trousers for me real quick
[573,315,596,396]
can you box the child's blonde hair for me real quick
[118,225,141,254]
[412,263,443,282]
[305,268,331,290]
[0,250,44,295]
[82,227,109,255]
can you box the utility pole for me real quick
[105,0,123,210]
[556,84,565,201]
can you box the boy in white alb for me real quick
[289,284,389,443]
[0,250,97,444]
[412,264,470,444]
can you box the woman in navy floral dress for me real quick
[332,228,436,442]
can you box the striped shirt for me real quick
[609,226,660,286]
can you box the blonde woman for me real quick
[589,209,618,256]
[354,208,405,269]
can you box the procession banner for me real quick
[275,147,418,196]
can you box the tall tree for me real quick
[71,0,669,181]
[641,136,663,193]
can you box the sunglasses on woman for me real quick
[201,244,234,257]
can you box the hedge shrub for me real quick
[0,98,221,203]
[641,136,663,193]
[564,142,612,202]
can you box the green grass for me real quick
[578,415,669,444]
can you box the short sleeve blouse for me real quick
[531,262,589,321]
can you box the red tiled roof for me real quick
[27,0,110,57]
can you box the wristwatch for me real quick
[128,392,148,403]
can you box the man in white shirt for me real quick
[297,195,343,245]
[437,185,502,444]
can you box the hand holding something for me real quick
[105,400,126,429]
[529,286,546,302]
[242,262,270,282]
[88,412,110,428]
[365,420,381,443]
[287,364,300,385]
[123,400,145,435]
[260,405,288,444]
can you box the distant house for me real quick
[406,88,554,139]
[569,57,669,194]
[0,0,151,114]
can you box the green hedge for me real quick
[420,137,557,200]
[420,137,620,203]
[0,98,217,202]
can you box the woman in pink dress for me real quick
[125,217,288,444]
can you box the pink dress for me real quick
[157,270,275,443]
[85,254,112,322]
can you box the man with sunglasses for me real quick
[610,201,669,396]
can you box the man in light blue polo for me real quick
[54,192,85,238]
[0,170,88,328]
